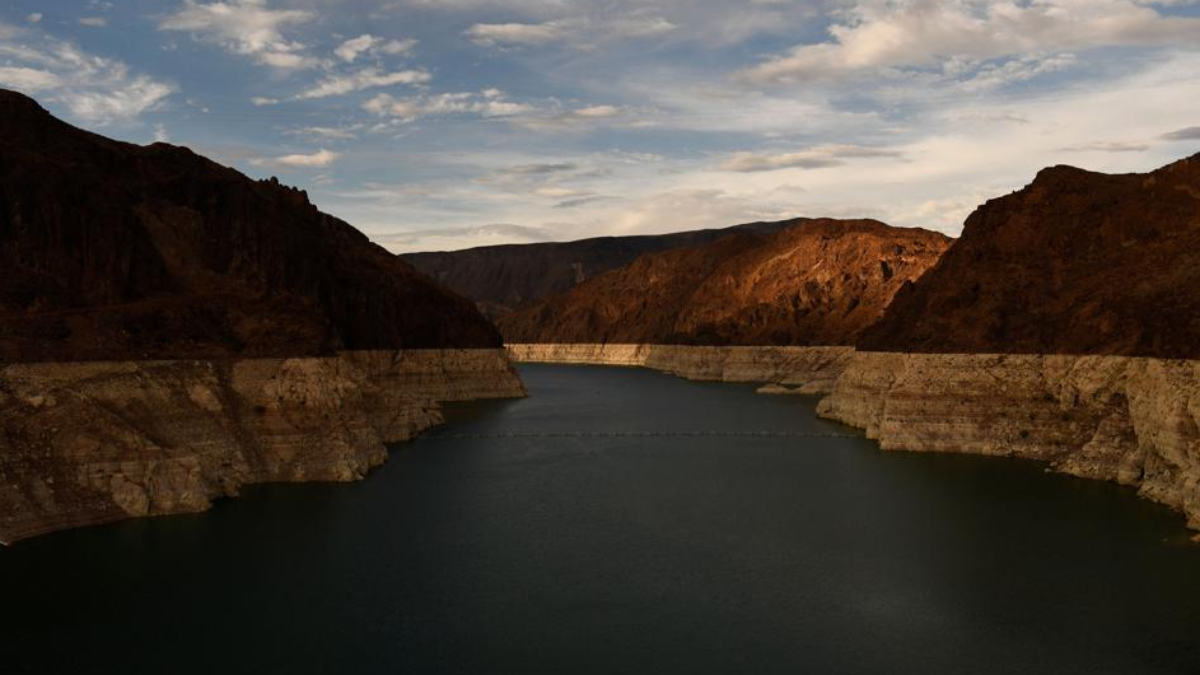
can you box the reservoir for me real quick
[2,364,1200,674]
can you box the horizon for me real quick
[2,0,1199,253]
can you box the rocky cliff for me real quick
[0,90,525,543]
[820,155,1200,531]
[817,353,1200,530]
[507,343,852,393]
[859,154,1200,358]
[0,350,525,544]
[498,219,950,346]
[400,219,802,317]
[0,89,500,362]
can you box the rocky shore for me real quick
[818,352,1200,531]
[507,343,853,393]
[509,343,1200,531]
[0,349,525,545]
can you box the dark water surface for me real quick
[3,364,1200,674]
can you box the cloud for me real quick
[378,223,555,253]
[79,17,108,27]
[250,96,278,106]
[465,15,675,49]
[740,0,1200,85]
[286,124,362,140]
[160,0,317,69]
[1161,126,1200,140]
[720,144,903,172]
[0,25,173,124]
[297,67,431,99]
[507,103,649,132]
[0,66,62,92]
[363,90,533,122]
[1059,140,1152,153]
[26,13,41,23]
[335,34,416,62]
[252,148,341,169]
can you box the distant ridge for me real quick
[497,218,951,346]
[399,219,804,317]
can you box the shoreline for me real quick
[508,343,1200,532]
[0,348,526,545]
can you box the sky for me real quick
[1,1,1199,253]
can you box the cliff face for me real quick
[0,90,526,543]
[498,219,951,346]
[507,343,853,393]
[399,219,802,317]
[0,89,500,363]
[817,353,1200,529]
[0,350,525,544]
[859,154,1200,358]
[821,155,1200,531]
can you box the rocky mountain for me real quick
[858,154,1200,358]
[0,89,500,363]
[399,219,803,317]
[0,90,524,544]
[498,219,951,345]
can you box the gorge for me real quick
[497,156,1200,533]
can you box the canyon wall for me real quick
[0,349,525,545]
[507,343,853,393]
[499,220,950,346]
[817,352,1200,529]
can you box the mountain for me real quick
[857,154,1200,358]
[497,219,951,346]
[399,219,804,316]
[0,89,500,363]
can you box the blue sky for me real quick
[2,1,1200,252]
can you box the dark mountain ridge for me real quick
[0,89,500,363]
[858,154,1200,358]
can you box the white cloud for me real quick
[0,25,173,124]
[286,124,362,140]
[335,34,416,62]
[160,0,317,69]
[741,0,1200,84]
[26,13,42,23]
[363,90,534,122]
[252,148,341,169]
[79,17,108,27]
[720,144,904,172]
[0,66,62,92]
[297,67,431,99]
[465,15,675,48]
[250,96,279,106]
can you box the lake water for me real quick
[3,364,1200,674]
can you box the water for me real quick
[3,364,1200,674]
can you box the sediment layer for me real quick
[818,352,1200,529]
[507,343,853,393]
[0,349,525,544]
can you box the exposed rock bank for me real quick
[0,349,525,544]
[507,343,853,393]
[818,352,1200,529]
